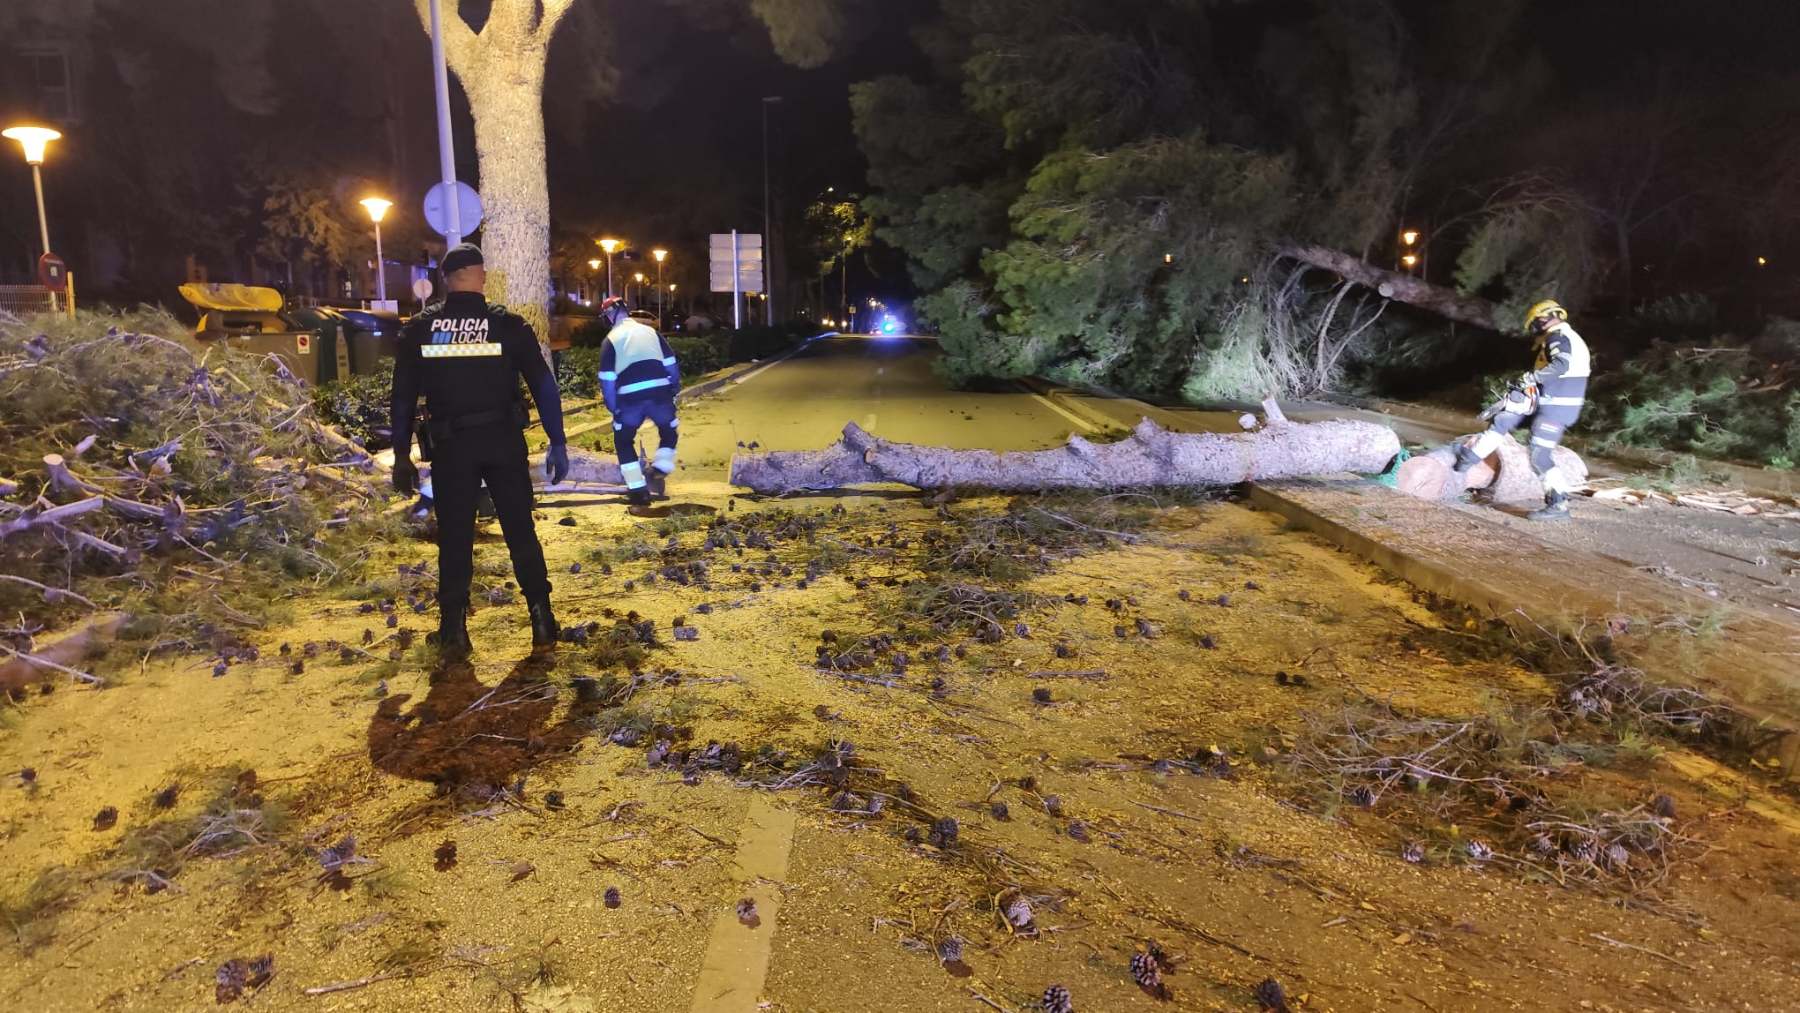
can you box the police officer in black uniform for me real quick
[390,244,570,653]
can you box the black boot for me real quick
[434,607,471,657]
[1527,491,1571,522]
[1452,443,1483,474]
[528,596,560,647]
[625,487,651,508]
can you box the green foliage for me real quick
[311,358,395,450]
[556,347,600,400]
[1583,321,1800,466]
[803,196,875,279]
[556,325,807,400]
[1452,180,1601,318]
[949,134,1293,394]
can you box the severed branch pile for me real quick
[0,309,387,691]
[730,418,1403,495]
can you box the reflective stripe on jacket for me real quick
[598,320,680,408]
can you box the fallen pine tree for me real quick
[1,309,389,688]
[727,418,1403,495]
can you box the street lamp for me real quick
[632,272,646,306]
[1401,252,1419,269]
[359,197,393,302]
[597,237,621,298]
[762,96,782,326]
[3,124,62,257]
[1401,229,1420,246]
[652,248,668,326]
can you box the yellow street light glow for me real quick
[1757,255,1768,267]
[668,283,677,292]
[1401,253,1419,268]
[2,124,60,165]
[597,237,621,254]
[652,248,668,263]
[1401,229,1420,246]
[588,258,601,270]
[1164,253,1174,264]
[359,197,392,223]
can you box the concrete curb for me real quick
[1245,479,1800,776]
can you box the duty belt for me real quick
[425,404,527,440]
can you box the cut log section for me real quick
[0,612,129,693]
[729,419,1403,495]
[1397,438,1587,506]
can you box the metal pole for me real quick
[605,253,613,299]
[657,260,664,328]
[30,163,50,255]
[732,229,742,330]
[429,0,462,245]
[761,100,773,326]
[373,221,387,301]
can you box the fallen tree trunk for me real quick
[729,419,1402,495]
[1280,245,1502,331]
[1397,437,1588,506]
[0,612,129,693]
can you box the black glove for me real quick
[393,456,419,496]
[545,442,570,485]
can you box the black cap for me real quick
[441,243,483,277]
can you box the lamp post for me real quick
[597,237,621,298]
[587,258,601,303]
[359,197,393,302]
[3,125,61,257]
[761,96,782,326]
[652,248,668,328]
[633,272,646,306]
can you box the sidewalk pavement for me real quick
[1021,378,1800,770]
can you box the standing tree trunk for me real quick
[413,0,577,342]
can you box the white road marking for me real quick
[687,795,798,1013]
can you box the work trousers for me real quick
[432,423,550,613]
[1475,401,1583,493]
[612,396,679,489]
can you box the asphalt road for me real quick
[625,334,1107,495]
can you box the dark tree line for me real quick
[846,0,1800,399]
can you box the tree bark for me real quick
[1280,244,1503,331]
[729,419,1403,496]
[1396,438,1588,506]
[0,613,129,694]
[414,0,577,342]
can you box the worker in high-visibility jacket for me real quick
[1454,299,1591,521]
[596,297,680,506]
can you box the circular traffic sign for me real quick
[37,252,66,290]
[423,181,483,237]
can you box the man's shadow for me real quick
[367,653,598,798]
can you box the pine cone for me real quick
[1400,840,1425,864]
[1042,984,1074,1013]
[1254,977,1289,1011]
[1005,895,1035,931]
[1131,951,1170,998]
[1465,839,1493,862]
[1528,833,1556,856]
[937,936,964,964]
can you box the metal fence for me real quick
[0,278,75,318]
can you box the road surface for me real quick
[614,335,1798,619]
